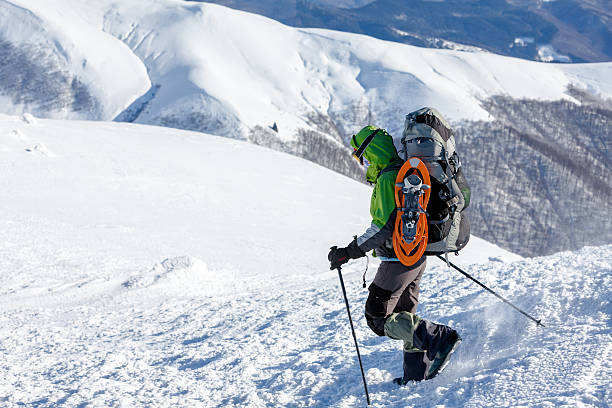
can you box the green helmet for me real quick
[351,125,402,183]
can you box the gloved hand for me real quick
[328,238,366,270]
[328,246,350,270]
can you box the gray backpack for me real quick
[399,107,471,255]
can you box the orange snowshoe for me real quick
[393,157,431,266]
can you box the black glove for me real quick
[328,238,366,270]
[328,246,350,270]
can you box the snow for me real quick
[511,37,534,48]
[1,0,611,140]
[1,115,610,407]
[537,45,572,63]
[392,27,487,53]
[0,0,150,120]
[308,0,376,8]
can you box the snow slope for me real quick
[0,0,149,120]
[1,0,612,140]
[1,115,610,407]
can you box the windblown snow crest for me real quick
[122,256,240,297]
[124,256,202,288]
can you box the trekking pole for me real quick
[436,255,545,327]
[336,266,371,405]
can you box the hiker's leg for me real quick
[392,261,425,314]
[364,259,426,336]
[385,312,460,381]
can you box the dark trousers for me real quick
[364,258,426,336]
[365,258,458,382]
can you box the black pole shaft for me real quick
[436,255,545,327]
[337,267,371,405]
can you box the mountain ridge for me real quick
[194,0,612,63]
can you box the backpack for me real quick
[393,107,471,264]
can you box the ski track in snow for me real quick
[0,117,610,407]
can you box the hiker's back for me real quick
[399,107,471,255]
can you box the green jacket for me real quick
[351,126,404,258]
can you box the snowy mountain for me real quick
[0,0,149,120]
[196,0,612,63]
[0,0,611,257]
[1,115,610,407]
[3,1,611,127]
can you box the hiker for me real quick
[328,125,461,383]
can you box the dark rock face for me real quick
[455,94,612,256]
[247,91,612,257]
[192,0,612,63]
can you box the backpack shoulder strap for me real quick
[379,163,403,177]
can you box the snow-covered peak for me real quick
[1,0,611,139]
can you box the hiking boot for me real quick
[400,349,429,382]
[425,330,462,379]
[393,376,409,386]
